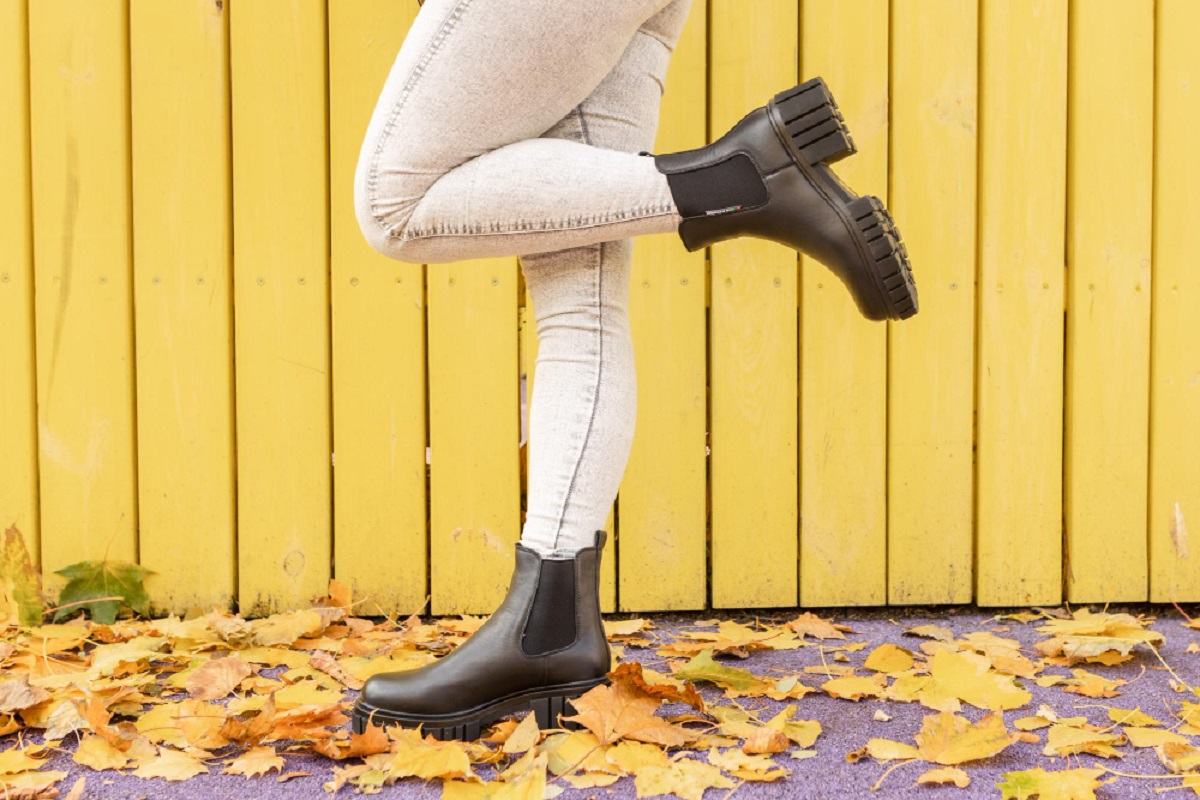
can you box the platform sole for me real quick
[767,77,918,321]
[350,676,608,741]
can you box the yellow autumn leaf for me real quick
[915,711,1015,765]
[1106,706,1162,727]
[605,740,668,774]
[821,674,888,701]
[502,711,541,754]
[562,677,697,747]
[1041,724,1124,758]
[633,757,736,800]
[786,612,849,640]
[997,767,1110,800]
[72,734,130,771]
[865,643,914,674]
[1123,727,1188,748]
[387,728,475,781]
[917,766,970,788]
[705,747,790,781]
[925,648,1032,711]
[186,656,253,701]
[865,738,922,761]
[764,706,821,748]
[222,745,284,778]
[132,746,209,781]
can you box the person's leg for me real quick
[517,0,694,558]
[353,0,685,265]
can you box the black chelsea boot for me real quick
[648,76,917,321]
[350,531,612,741]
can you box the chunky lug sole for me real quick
[350,676,607,741]
[767,77,918,321]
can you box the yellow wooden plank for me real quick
[521,300,617,613]
[709,0,798,608]
[1148,0,1200,602]
[329,1,429,617]
[619,0,708,612]
[975,0,1067,606]
[0,0,40,559]
[886,0,977,604]
[28,0,138,594]
[130,0,234,614]
[231,0,330,616]
[429,259,520,615]
[1064,0,1153,602]
[798,0,888,607]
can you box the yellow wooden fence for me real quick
[2,0,1196,617]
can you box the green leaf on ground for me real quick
[53,559,153,624]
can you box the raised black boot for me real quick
[350,531,612,741]
[647,76,917,321]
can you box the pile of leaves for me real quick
[1,523,1199,798]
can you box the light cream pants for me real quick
[354,0,694,555]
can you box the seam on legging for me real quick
[400,204,677,239]
[550,239,604,551]
[366,0,474,229]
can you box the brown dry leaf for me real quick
[906,624,954,642]
[786,612,850,640]
[917,766,971,788]
[81,693,134,752]
[562,677,698,747]
[312,720,391,760]
[219,690,277,746]
[633,757,736,800]
[1036,608,1164,665]
[742,726,788,754]
[611,660,705,712]
[222,745,285,778]
[186,656,253,701]
[132,746,209,781]
[1158,741,1200,773]
[309,650,363,690]
[0,679,50,714]
[915,711,1016,765]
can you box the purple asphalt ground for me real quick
[23,604,1200,799]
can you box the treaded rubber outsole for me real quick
[350,677,605,742]
[769,77,919,321]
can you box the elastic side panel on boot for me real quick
[659,152,769,219]
[521,558,577,656]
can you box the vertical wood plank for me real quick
[1064,0,1153,602]
[130,0,234,613]
[428,258,520,615]
[798,0,889,607]
[28,0,138,591]
[522,296,617,613]
[1148,0,1199,602]
[709,0,798,608]
[976,0,1067,606]
[619,0,708,612]
[231,0,330,615]
[0,0,40,557]
[886,0,977,604]
[329,1,429,617]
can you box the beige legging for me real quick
[355,0,694,555]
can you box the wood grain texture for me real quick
[0,0,40,560]
[799,0,889,607]
[886,0,977,605]
[1064,0,1153,602]
[231,0,331,615]
[329,0,429,617]
[29,0,138,594]
[130,0,235,614]
[709,0,799,608]
[975,0,1067,606]
[619,0,708,612]
[1148,0,1200,602]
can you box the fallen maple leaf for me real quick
[918,766,970,787]
[786,612,850,640]
[997,766,1110,800]
[915,711,1015,765]
[633,756,735,800]
[222,745,285,778]
[562,676,697,747]
[186,655,253,701]
[53,559,152,624]
[132,746,209,781]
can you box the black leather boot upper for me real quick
[649,78,918,322]
[357,531,611,720]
